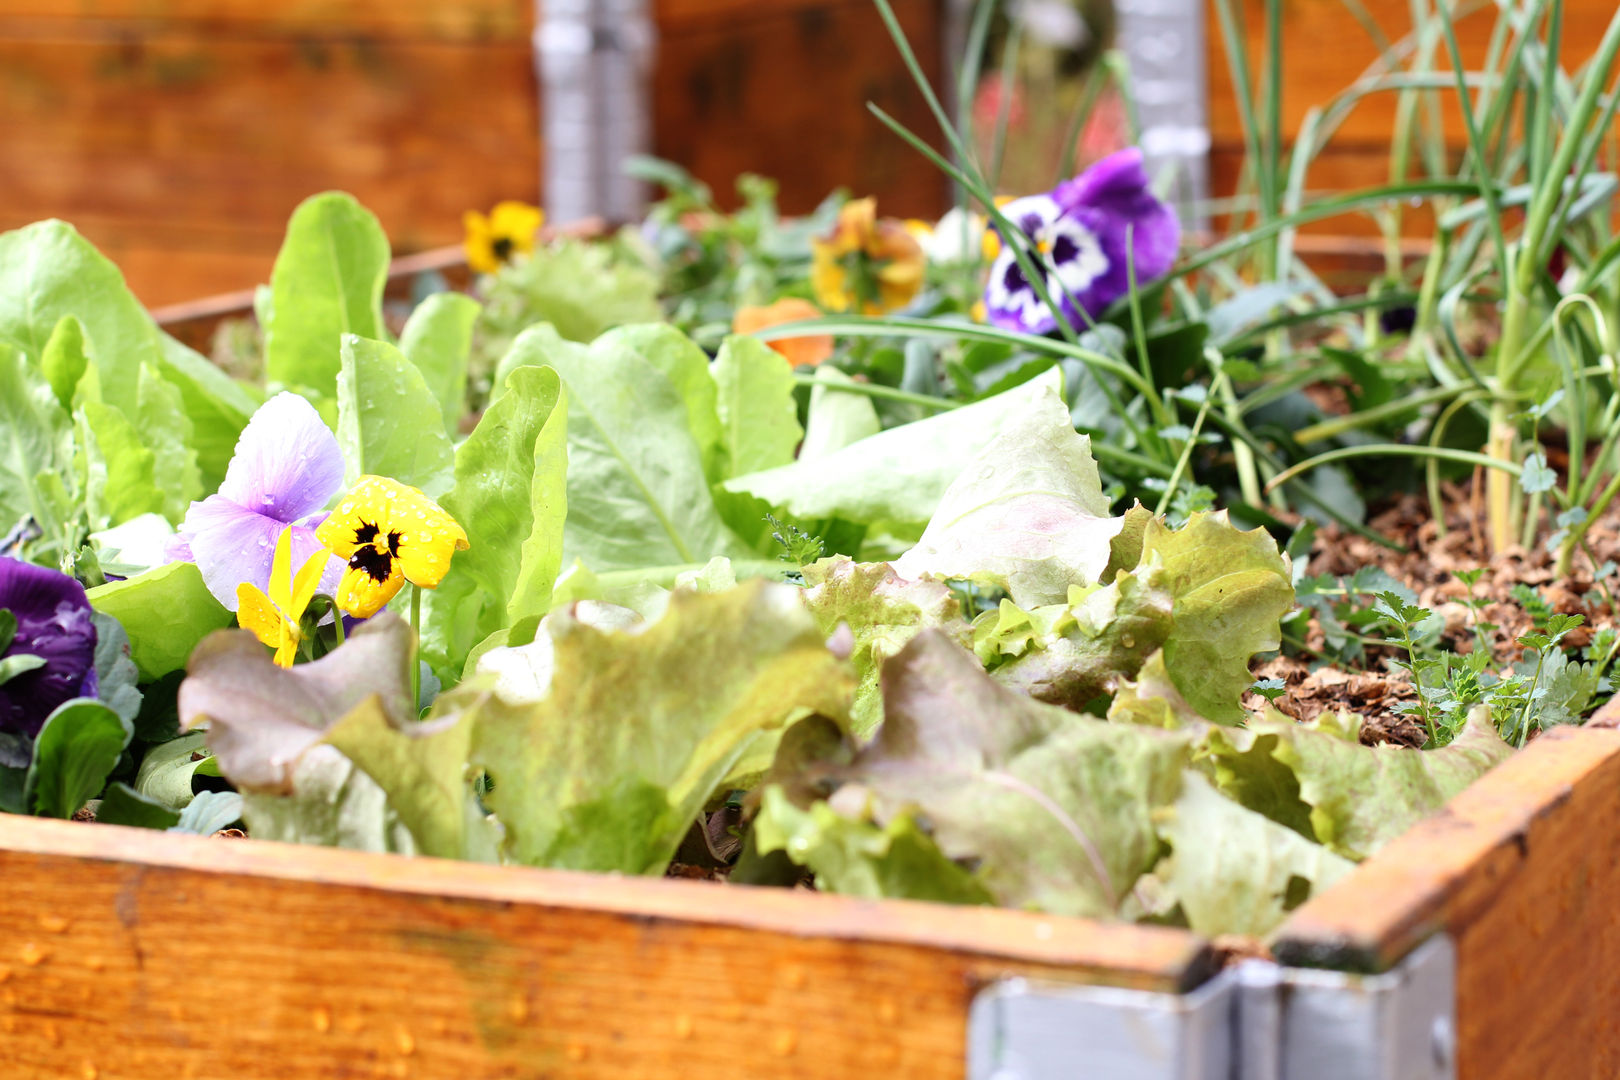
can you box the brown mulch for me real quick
[1245,483,1618,746]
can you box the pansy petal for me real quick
[267,526,294,612]
[217,392,345,524]
[185,496,283,610]
[0,557,98,737]
[235,583,283,649]
[337,565,405,619]
[289,548,329,618]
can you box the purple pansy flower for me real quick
[0,557,98,736]
[984,148,1181,336]
[171,392,345,611]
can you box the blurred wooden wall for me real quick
[1206,0,1613,255]
[0,0,945,308]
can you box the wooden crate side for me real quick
[654,0,950,219]
[0,816,1214,1080]
[1274,726,1620,1080]
[0,2,528,42]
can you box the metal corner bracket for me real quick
[967,935,1456,1080]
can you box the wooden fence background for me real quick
[0,0,945,307]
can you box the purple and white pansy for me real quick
[169,392,345,611]
[0,557,99,736]
[984,148,1181,336]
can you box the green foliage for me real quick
[474,237,662,358]
[712,335,803,480]
[426,365,569,679]
[264,192,390,398]
[88,562,233,682]
[398,291,480,433]
[24,699,132,819]
[335,334,456,497]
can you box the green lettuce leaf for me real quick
[1205,706,1511,860]
[0,341,74,545]
[0,220,151,417]
[264,192,390,397]
[595,324,722,481]
[824,630,1189,917]
[462,581,853,873]
[336,334,456,497]
[155,335,259,490]
[1152,772,1354,937]
[751,784,993,904]
[541,328,750,572]
[801,556,970,738]
[399,291,480,433]
[425,365,569,678]
[712,334,803,480]
[477,238,662,346]
[78,399,162,527]
[40,315,88,414]
[1138,512,1295,724]
[724,367,1063,537]
[177,614,414,794]
[989,566,1174,710]
[893,385,1120,606]
[799,366,880,462]
[322,693,489,860]
[88,562,234,681]
[25,698,133,819]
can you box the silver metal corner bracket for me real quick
[968,935,1456,1080]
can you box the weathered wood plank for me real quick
[655,0,949,219]
[0,816,1214,1080]
[0,3,528,42]
[1274,725,1620,1080]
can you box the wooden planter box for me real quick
[4,724,1617,1078]
[0,0,945,308]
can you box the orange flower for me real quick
[810,198,925,315]
[733,299,834,368]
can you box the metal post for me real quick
[534,0,656,223]
[1113,0,1210,229]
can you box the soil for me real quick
[1249,483,1618,746]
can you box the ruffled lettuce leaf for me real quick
[779,630,1188,918]
[1151,772,1354,937]
[801,556,970,738]
[459,581,853,874]
[1201,706,1511,860]
[892,385,1121,606]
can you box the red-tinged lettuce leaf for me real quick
[459,581,854,874]
[989,565,1174,709]
[1107,650,1203,731]
[892,386,1122,607]
[751,784,994,905]
[826,630,1189,918]
[1203,706,1511,860]
[1151,772,1354,937]
[176,613,413,794]
[801,556,970,738]
[1135,511,1294,724]
[321,692,495,862]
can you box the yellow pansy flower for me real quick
[316,476,469,618]
[463,200,545,274]
[236,527,329,669]
[810,197,925,315]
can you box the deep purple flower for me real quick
[0,557,98,736]
[984,148,1180,336]
[171,392,345,611]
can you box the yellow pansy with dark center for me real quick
[316,476,468,618]
[463,201,544,274]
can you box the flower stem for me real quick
[409,584,422,716]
